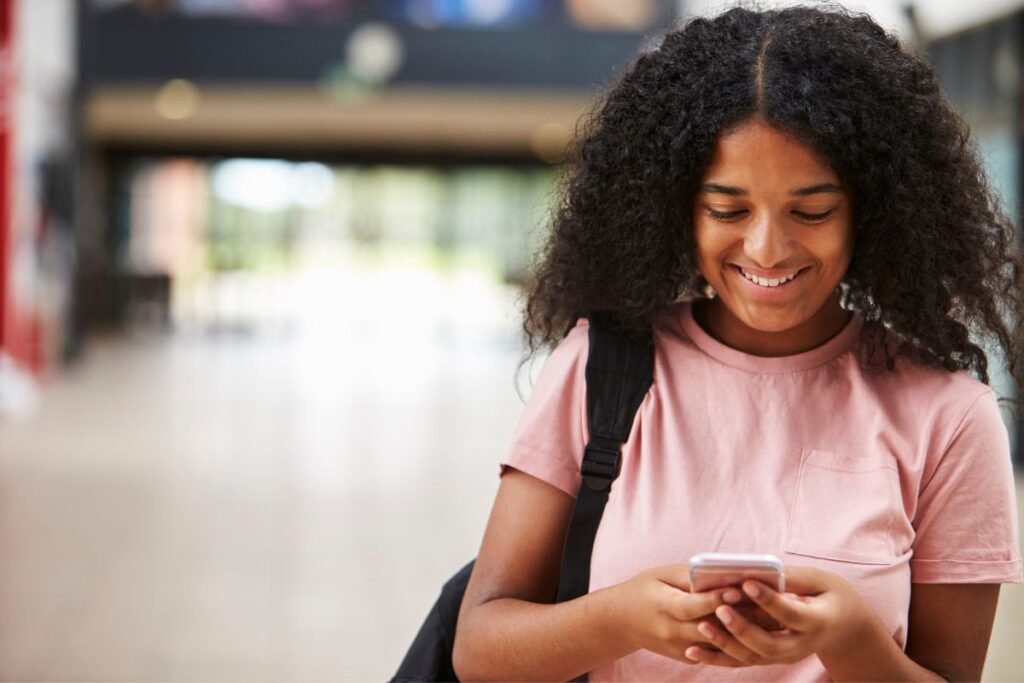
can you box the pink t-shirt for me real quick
[500,301,1023,682]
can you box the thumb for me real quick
[653,564,695,592]
[780,565,829,596]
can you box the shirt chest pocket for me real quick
[785,449,906,565]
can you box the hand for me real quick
[712,596,785,632]
[614,565,746,665]
[683,565,871,668]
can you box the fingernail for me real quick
[723,589,742,604]
[716,606,734,625]
[745,582,761,598]
[685,646,700,661]
[698,622,715,639]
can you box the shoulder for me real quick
[853,349,1009,465]
[849,322,996,413]
[550,313,665,363]
[547,318,590,366]
[866,352,994,414]
[525,318,590,397]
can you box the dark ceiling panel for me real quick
[84,6,660,91]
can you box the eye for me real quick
[706,208,748,221]
[792,209,836,222]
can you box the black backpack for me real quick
[390,312,655,682]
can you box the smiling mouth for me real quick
[731,265,810,288]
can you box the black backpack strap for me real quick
[556,312,654,604]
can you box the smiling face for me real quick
[692,117,856,356]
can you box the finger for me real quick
[733,602,785,631]
[683,644,754,668]
[742,580,812,631]
[670,620,716,648]
[696,619,761,665]
[714,604,790,660]
[711,604,779,631]
[668,584,728,620]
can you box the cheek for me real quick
[692,221,724,271]
[821,229,855,274]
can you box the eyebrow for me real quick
[699,183,843,196]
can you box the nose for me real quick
[743,214,793,267]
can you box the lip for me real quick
[733,265,807,279]
[730,264,810,297]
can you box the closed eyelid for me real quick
[701,207,837,223]
[791,208,837,222]
[793,207,837,214]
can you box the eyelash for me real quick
[707,208,836,222]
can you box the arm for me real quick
[901,583,1000,681]
[452,469,631,681]
[452,468,731,682]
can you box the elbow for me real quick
[452,601,479,682]
[453,611,500,682]
[451,634,470,682]
[452,625,479,682]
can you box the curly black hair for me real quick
[522,3,1024,411]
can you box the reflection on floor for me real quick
[0,271,1022,681]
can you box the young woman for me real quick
[452,6,1024,681]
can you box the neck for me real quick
[697,293,852,357]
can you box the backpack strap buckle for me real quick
[581,440,621,491]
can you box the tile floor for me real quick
[0,269,1022,681]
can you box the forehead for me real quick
[704,119,839,183]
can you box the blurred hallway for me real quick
[1,266,1023,681]
[0,266,527,681]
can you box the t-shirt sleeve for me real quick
[910,389,1023,583]
[498,319,591,498]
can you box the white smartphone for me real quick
[688,552,785,593]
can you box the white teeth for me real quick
[740,268,800,287]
